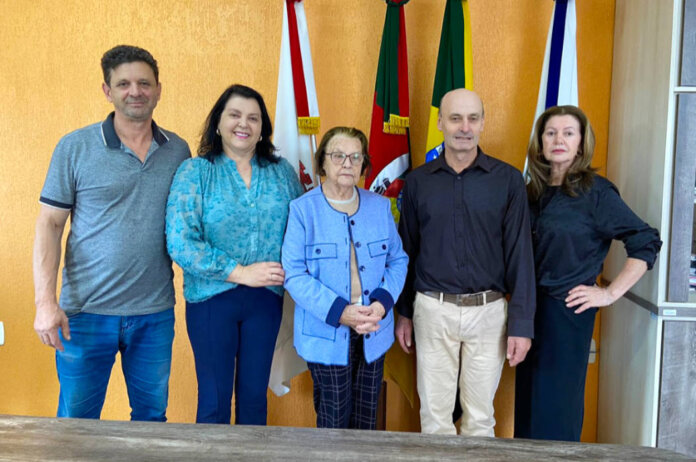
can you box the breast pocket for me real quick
[367,239,389,258]
[305,243,337,260]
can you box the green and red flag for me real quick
[367,0,416,408]
[425,0,473,161]
[366,0,411,222]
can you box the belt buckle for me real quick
[457,293,475,307]
[470,291,487,306]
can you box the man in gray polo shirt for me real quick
[33,45,190,421]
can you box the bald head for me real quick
[437,88,485,158]
[439,88,484,118]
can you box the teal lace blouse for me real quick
[166,154,303,302]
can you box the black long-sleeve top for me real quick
[531,175,662,299]
[395,149,536,339]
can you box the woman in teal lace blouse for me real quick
[166,84,302,425]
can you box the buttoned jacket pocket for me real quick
[367,239,389,258]
[305,243,337,260]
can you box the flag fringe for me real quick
[383,114,409,134]
[297,116,320,135]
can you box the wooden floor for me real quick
[0,415,689,461]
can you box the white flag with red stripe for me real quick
[274,0,320,191]
[269,0,319,396]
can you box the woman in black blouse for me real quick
[514,105,661,441]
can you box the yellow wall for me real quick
[0,0,614,440]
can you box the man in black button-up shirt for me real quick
[394,89,535,436]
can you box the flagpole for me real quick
[310,133,320,187]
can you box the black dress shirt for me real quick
[532,175,662,299]
[396,149,536,338]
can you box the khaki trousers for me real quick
[413,291,507,436]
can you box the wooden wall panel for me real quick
[0,0,614,439]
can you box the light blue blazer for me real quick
[282,186,408,365]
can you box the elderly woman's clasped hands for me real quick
[340,302,385,334]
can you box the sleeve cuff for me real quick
[507,318,534,339]
[395,299,413,319]
[325,297,350,328]
[627,249,660,271]
[39,196,72,210]
[223,260,239,282]
[369,288,394,317]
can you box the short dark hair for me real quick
[101,45,159,85]
[314,126,371,177]
[198,84,279,165]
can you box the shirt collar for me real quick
[100,112,169,149]
[426,146,493,174]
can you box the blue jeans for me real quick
[55,308,174,421]
[186,286,282,425]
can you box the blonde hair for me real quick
[526,105,597,202]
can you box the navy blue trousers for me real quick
[186,286,282,425]
[307,330,385,429]
[514,290,597,441]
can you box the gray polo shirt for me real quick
[40,113,190,316]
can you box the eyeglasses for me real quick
[327,151,364,165]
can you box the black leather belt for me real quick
[422,290,504,307]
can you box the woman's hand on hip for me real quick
[566,284,614,314]
[227,262,285,287]
[340,304,381,334]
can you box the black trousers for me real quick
[514,290,597,441]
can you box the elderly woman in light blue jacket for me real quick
[282,126,408,430]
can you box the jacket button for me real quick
[355,242,361,248]
[363,290,369,295]
[382,244,387,250]
[315,248,321,254]
[359,266,365,272]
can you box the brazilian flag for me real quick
[425,0,473,159]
